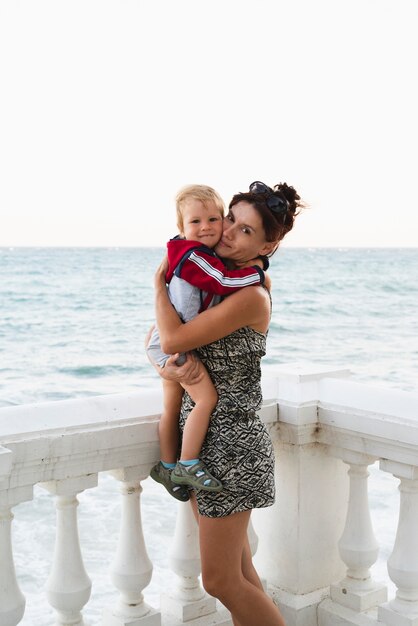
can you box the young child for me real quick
[147,185,266,501]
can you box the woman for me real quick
[154,180,303,626]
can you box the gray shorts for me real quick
[146,327,186,368]
[146,275,215,368]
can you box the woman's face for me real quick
[215,201,274,264]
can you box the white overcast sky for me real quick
[1,0,417,247]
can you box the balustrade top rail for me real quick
[0,388,163,439]
[1,366,417,493]
[1,364,418,626]
[0,389,164,499]
[317,377,418,467]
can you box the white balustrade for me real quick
[330,449,387,611]
[0,485,33,626]
[0,369,418,626]
[161,500,210,622]
[168,501,204,603]
[0,444,13,479]
[378,461,418,626]
[161,501,262,625]
[40,475,97,626]
[0,506,26,626]
[253,365,351,626]
[247,517,258,556]
[103,466,160,626]
[316,370,418,626]
[246,517,269,594]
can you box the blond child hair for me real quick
[175,185,225,232]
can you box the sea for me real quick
[1,246,417,624]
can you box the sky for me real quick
[1,0,417,248]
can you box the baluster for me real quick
[0,486,33,626]
[161,499,232,625]
[40,475,97,626]
[103,466,160,626]
[247,517,258,556]
[0,445,13,480]
[330,450,387,611]
[161,500,213,622]
[0,506,26,626]
[378,461,418,626]
[247,517,268,592]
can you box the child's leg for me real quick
[150,379,190,502]
[171,362,222,492]
[180,362,218,460]
[159,379,184,463]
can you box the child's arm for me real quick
[176,248,265,295]
[154,260,270,355]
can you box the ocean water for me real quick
[1,246,417,624]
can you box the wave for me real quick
[0,398,20,407]
[56,364,141,378]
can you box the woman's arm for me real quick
[145,323,205,385]
[154,261,270,355]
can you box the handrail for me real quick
[1,366,418,626]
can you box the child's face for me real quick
[180,198,223,248]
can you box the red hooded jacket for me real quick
[166,237,265,311]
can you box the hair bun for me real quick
[274,183,301,213]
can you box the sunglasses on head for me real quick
[249,181,288,215]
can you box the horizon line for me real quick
[1,245,417,250]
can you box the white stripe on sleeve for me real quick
[188,252,260,288]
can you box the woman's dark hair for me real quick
[229,182,304,256]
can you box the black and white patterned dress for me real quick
[179,326,275,518]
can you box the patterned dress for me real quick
[179,326,275,518]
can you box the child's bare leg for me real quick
[150,379,190,502]
[159,379,183,463]
[171,361,222,492]
[180,362,217,460]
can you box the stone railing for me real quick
[1,365,418,626]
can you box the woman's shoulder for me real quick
[219,284,271,333]
[228,283,271,306]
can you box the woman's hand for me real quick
[159,352,205,385]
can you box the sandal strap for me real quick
[184,461,218,486]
